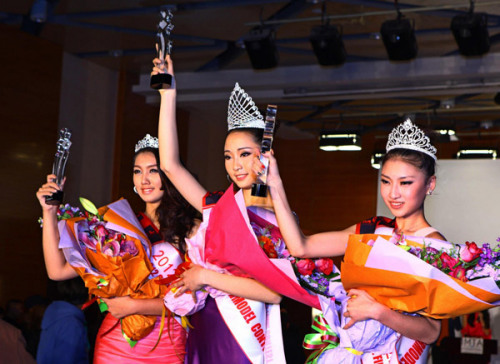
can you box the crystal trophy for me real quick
[251,105,277,197]
[45,128,72,205]
[150,10,174,90]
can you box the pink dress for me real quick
[93,213,186,363]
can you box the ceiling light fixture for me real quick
[309,2,346,66]
[30,0,48,23]
[450,1,490,56]
[319,133,362,151]
[380,1,417,61]
[434,128,459,142]
[456,148,497,159]
[371,152,385,169]
[243,27,279,70]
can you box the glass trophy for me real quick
[251,105,277,197]
[45,128,72,205]
[150,10,174,90]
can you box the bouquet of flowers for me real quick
[57,198,165,345]
[252,220,340,298]
[38,203,84,227]
[341,233,500,319]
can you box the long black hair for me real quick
[134,147,199,256]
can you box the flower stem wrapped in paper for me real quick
[58,197,166,345]
[342,233,500,319]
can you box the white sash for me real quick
[148,241,183,280]
[196,195,285,364]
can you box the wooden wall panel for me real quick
[0,26,63,307]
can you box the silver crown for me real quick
[386,119,437,160]
[227,83,264,131]
[135,134,159,152]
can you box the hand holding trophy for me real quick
[251,105,277,197]
[45,128,72,205]
[150,9,174,90]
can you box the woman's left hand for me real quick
[170,264,207,298]
[343,289,384,330]
[101,296,136,319]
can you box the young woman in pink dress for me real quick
[36,136,198,363]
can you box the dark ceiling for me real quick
[3,0,500,150]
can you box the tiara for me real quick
[135,134,159,152]
[386,119,437,160]
[227,82,264,131]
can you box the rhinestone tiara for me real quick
[386,119,437,160]
[227,82,265,131]
[135,134,159,153]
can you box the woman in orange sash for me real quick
[265,119,443,363]
[36,135,198,363]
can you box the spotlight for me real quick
[30,0,48,23]
[456,149,497,159]
[380,16,418,61]
[451,12,489,56]
[310,24,346,66]
[371,152,385,169]
[243,28,279,70]
[319,133,362,151]
[434,129,459,142]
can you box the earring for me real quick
[226,174,231,182]
[427,190,433,195]
[133,186,138,194]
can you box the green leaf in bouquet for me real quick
[79,197,99,216]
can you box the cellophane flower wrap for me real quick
[341,233,500,319]
[58,198,166,343]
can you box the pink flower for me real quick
[296,259,315,276]
[450,266,468,282]
[460,241,483,263]
[95,224,109,243]
[78,231,97,250]
[102,240,120,257]
[440,252,458,270]
[315,258,334,275]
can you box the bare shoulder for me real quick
[427,231,446,241]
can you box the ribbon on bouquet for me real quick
[303,314,340,364]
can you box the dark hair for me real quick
[55,277,88,305]
[134,147,199,256]
[381,148,436,180]
[227,127,264,145]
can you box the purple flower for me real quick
[120,240,138,257]
[102,240,120,257]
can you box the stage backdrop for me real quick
[377,159,500,246]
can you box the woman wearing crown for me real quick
[36,134,199,363]
[153,55,314,363]
[262,119,443,363]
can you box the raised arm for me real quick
[155,55,207,213]
[173,265,281,304]
[36,174,78,281]
[264,151,355,258]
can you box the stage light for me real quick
[371,152,385,169]
[380,16,418,61]
[243,28,279,70]
[451,12,490,56]
[30,0,48,23]
[310,24,346,66]
[435,129,459,142]
[456,149,497,159]
[319,133,362,151]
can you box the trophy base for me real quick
[251,183,268,198]
[150,73,173,90]
[45,190,64,206]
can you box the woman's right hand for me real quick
[36,174,63,212]
[151,54,175,91]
